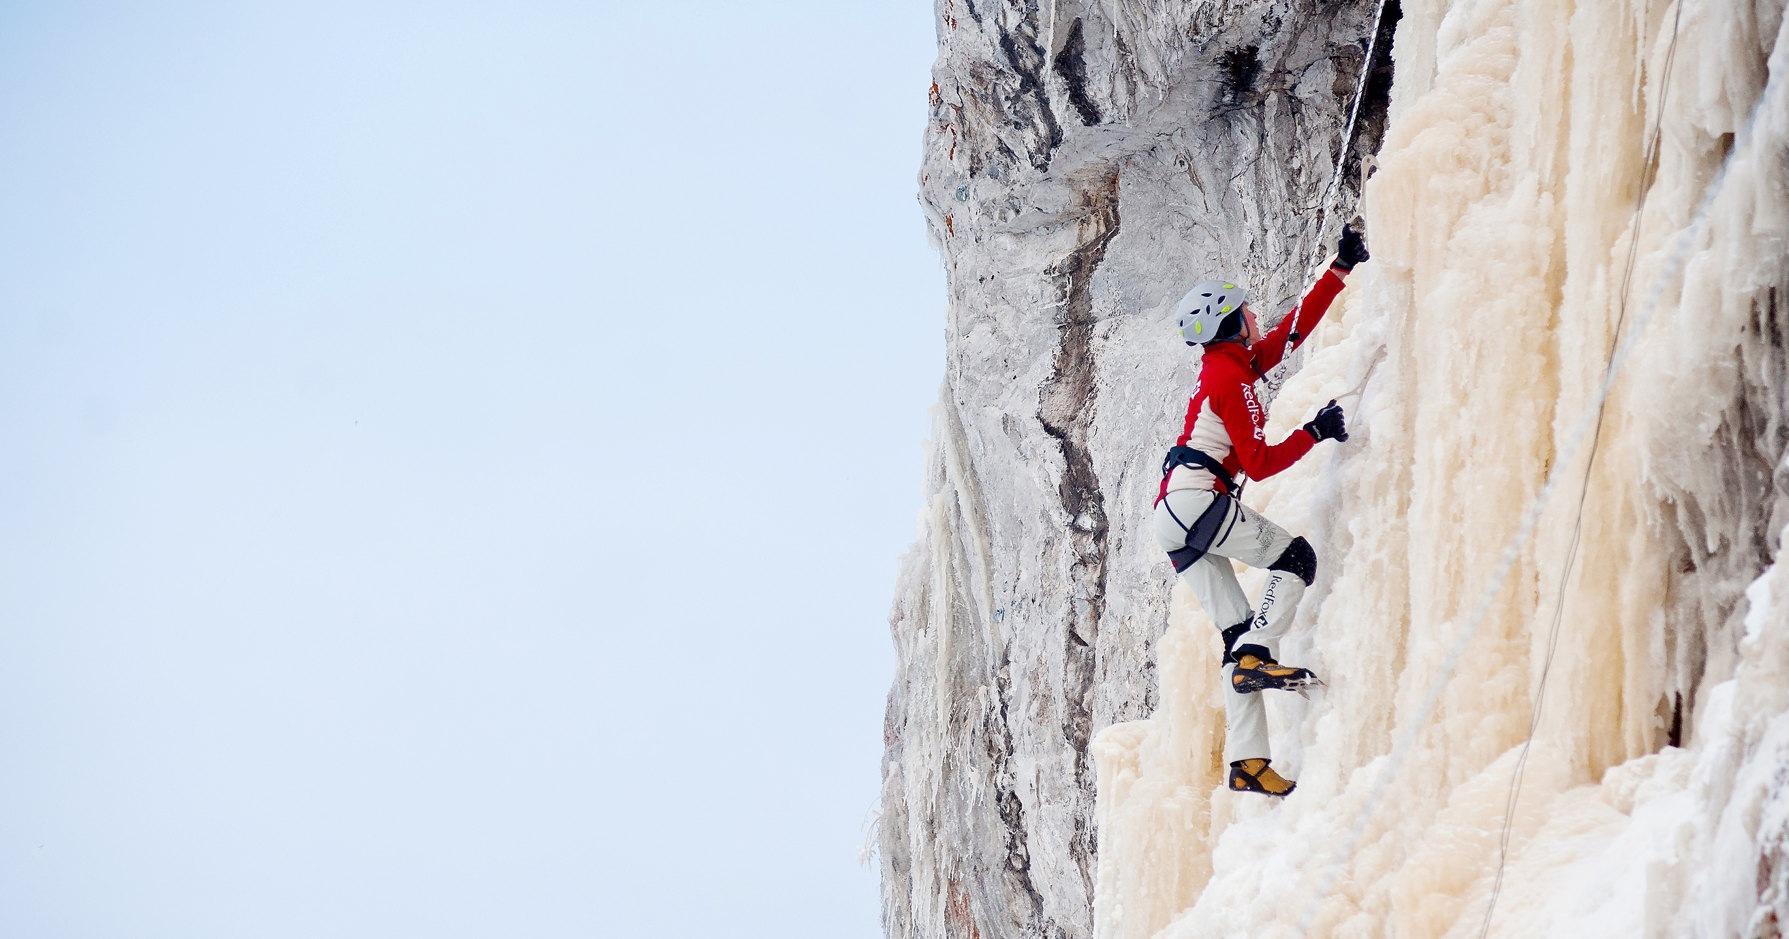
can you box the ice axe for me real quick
[1336,344,1386,406]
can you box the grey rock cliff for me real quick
[878,3,1394,936]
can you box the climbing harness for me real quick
[1158,445,1247,571]
[1159,488,1238,575]
[1161,445,1239,494]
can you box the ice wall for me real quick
[1094,0,1789,937]
[881,1,1789,937]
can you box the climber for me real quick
[1150,226,1369,798]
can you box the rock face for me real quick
[882,0,1789,937]
[879,3,1394,936]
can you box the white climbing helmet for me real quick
[1175,280,1249,346]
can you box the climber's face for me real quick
[1241,303,1261,345]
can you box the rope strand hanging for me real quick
[1475,3,1685,934]
[1259,0,1392,406]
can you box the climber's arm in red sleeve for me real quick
[1208,371,1315,481]
[1252,265,1349,372]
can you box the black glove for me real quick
[1335,225,1370,271]
[1304,399,1348,442]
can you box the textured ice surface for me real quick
[882,1,1789,937]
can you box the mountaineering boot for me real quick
[1230,653,1321,695]
[1229,758,1296,797]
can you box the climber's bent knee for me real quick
[1269,537,1317,586]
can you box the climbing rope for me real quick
[1312,0,1393,269]
[1259,0,1392,406]
[1295,7,1787,933]
[1476,5,1687,935]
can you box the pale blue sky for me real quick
[0,2,941,936]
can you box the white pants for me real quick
[1151,488,1304,763]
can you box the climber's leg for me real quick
[1153,491,1298,762]
[1172,544,1252,631]
[1168,534,1270,763]
[1232,542,1312,663]
[1201,504,1320,691]
[1220,659,1272,763]
[1174,553,1275,763]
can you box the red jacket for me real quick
[1158,266,1348,502]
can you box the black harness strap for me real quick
[1163,492,1235,573]
[1162,445,1238,494]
